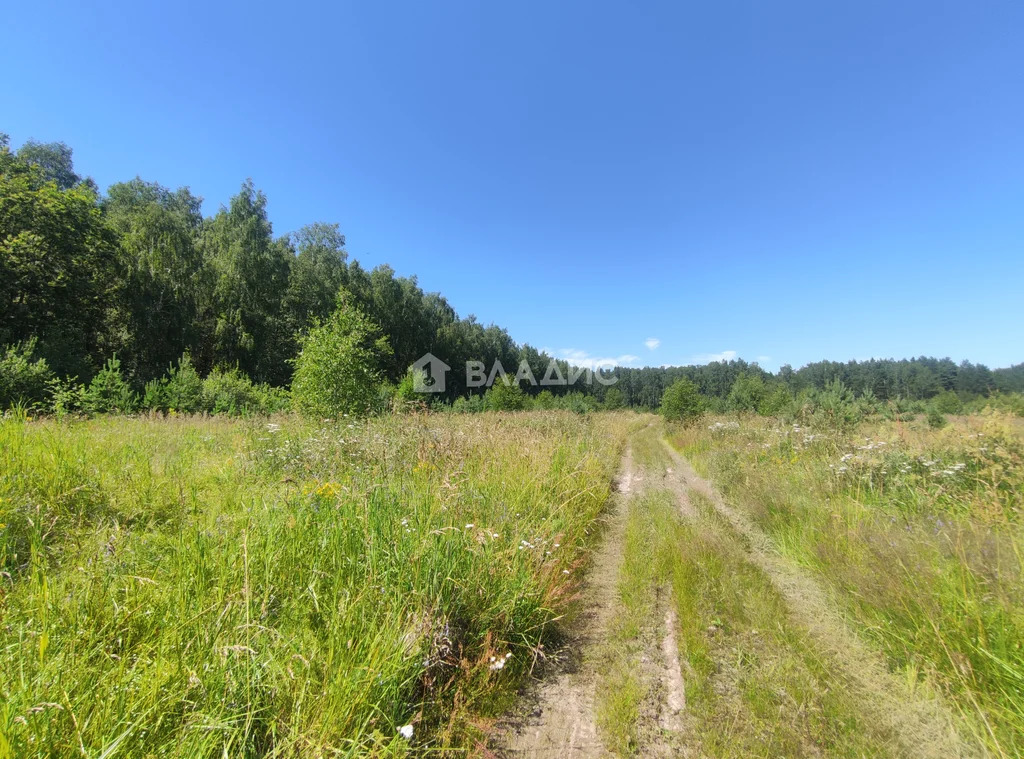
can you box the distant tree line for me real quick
[2,133,1020,415]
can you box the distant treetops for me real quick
[2,133,1021,417]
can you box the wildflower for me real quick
[492,533,499,539]
[489,653,512,671]
[398,724,414,739]
[465,523,474,529]
[562,569,570,575]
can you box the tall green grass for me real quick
[671,412,1024,756]
[0,411,632,757]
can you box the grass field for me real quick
[0,411,634,757]
[670,411,1024,757]
[4,408,1023,757]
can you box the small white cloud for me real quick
[557,348,639,370]
[644,337,660,350]
[756,355,771,364]
[691,350,738,364]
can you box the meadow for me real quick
[669,411,1024,757]
[0,411,633,757]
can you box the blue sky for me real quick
[4,0,1022,371]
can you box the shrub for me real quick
[0,339,53,410]
[805,379,861,432]
[757,384,792,416]
[926,405,947,429]
[485,379,527,411]
[556,392,595,414]
[143,354,203,413]
[46,376,86,416]
[933,390,963,414]
[534,390,556,410]
[452,394,485,413]
[661,378,705,425]
[163,354,203,412]
[290,296,392,419]
[82,356,138,414]
[602,387,625,410]
[727,372,766,413]
[201,367,288,416]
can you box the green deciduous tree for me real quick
[661,378,705,425]
[0,144,123,378]
[485,378,527,411]
[728,372,767,413]
[291,294,392,418]
[198,180,292,383]
[283,222,348,333]
[104,178,204,379]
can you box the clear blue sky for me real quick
[4,0,1023,371]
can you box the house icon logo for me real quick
[412,353,451,393]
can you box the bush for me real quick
[556,392,595,414]
[201,367,288,416]
[46,376,85,416]
[661,378,705,425]
[727,372,766,413]
[602,387,625,410]
[82,356,138,414]
[452,394,485,413]
[933,390,963,414]
[927,405,947,429]
[799,379,861,432]
[534,390,556,410]
[143,354,203,413]
[0,339,53,410]
[290,296,392,419]
[163,354,204,412]
[757,384,792,416]
[485,379,527,411]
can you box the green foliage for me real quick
[661,378,705,425]
[0,339,53,409]
[291,296,392,419]
[3,133,1020,416]
[534,389,556,410]
[727,372,766,413]
[803,379,862,432]
[46,376,86,416]
[142,354,204,413]
[927,405,948,429]
[200,367,289,416]
[199,180,292,384]
[283,222,348,332]
[485,379,527,411]
[757,383,792,416]
[933,390,963,414]
[969,392,1024,418]
[15,139,81,189]
[451,394,486,413]
[103,178,204,380]
[395,367,422,403]
[82,356,138,414]
[1,143,122,378]
[603,387,625,410]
